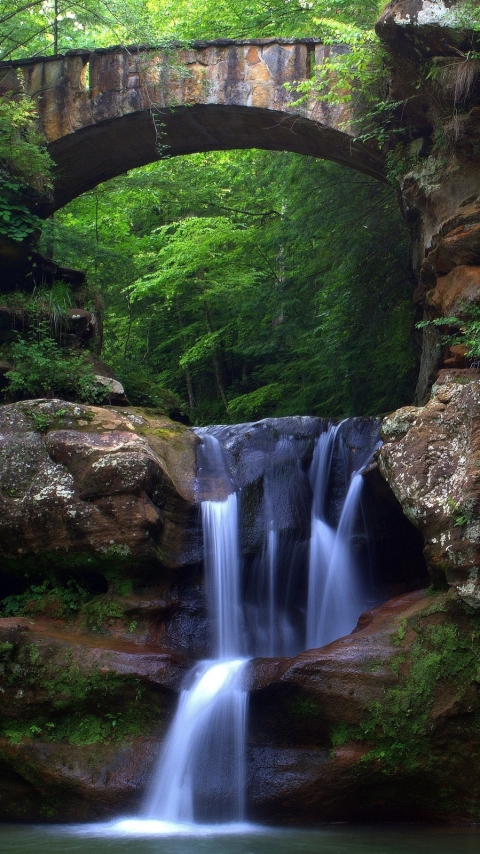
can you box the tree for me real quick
[48,147,417,423]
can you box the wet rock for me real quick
[0,590,459,823]
[244,589,480,823]
[379,374,480,604]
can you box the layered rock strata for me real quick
[376,1,480,401]
[2,589,480,823]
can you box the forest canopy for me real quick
[0,1,384,60]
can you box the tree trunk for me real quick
[175,296,196,414]
[203,300,229,415]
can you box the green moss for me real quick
[345,604,480,773]
[0,641,162,745]
[80,595,125,632]
[0,642,14,659]
[289,696,319,719]
[392,618,407,645]
[330,721,356,748]
[0,577,92,619]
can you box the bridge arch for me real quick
[0,39,386,211]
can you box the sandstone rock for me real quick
[5,589,480,824]
[245,589,480,823]
[379,374,480,604]
[428,223,480,274]
[444,343,467,367]
[0,399,201,573]
[426,265,480,316]
[0,615,190,821]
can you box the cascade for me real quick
[142,418,380,828]
[306,424,378,648]
[142,433,248,826]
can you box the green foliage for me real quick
[330,720,355,747]
[345,605,480,772]
[0,91,52,191]
[0,0,383,63]
[0,85,52,239]
[0,578,92,619]
[290,696,319,719]
[446,497,475,528]
[3,320,109,403]
[1,281,74,337]
[51,150,416,424]
[81,595,125,632]
[0,180,44,241]
[0,641,14,659]
[286,19,383,111]
[417,306,480,363]
[0,639,160,745]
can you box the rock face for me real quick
[0,399,200,573]
[375,1,480,402]
[0,406,431,823]
[379,371,480,607]
[247,588,480,823]
[3,589,480,823]
[0,616,188,821]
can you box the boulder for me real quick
[378,372,480,605]
[0,399,201,573]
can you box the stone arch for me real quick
[0,40,386,212]
[49,103,387,211]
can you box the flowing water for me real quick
[140,421,380,830]
[306,425,376,648]
[3,418,447,848]
[143,433,249,826]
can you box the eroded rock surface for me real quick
[375,1,480,402]
[3,591,476,823]
[0,616,187,821]
[0,399,200,572]
[379,371,480,606]
[246,589,480,823]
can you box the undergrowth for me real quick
[0,642,160,746]
[331,603,480,773]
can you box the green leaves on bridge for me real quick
[0,86,52,240]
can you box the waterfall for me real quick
[306,424,378,648]
[202,494,244,658]
[143,659,247,824]
[143,433,248,826]
[140,418,379,829]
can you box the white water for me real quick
[306,426,369,648]
[143,434,248,827]
[143,658,247,824]
[139,422,376,831]
[202,494,244,658]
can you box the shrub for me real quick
[4,321,109,404]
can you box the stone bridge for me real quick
[0,39,385,211]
